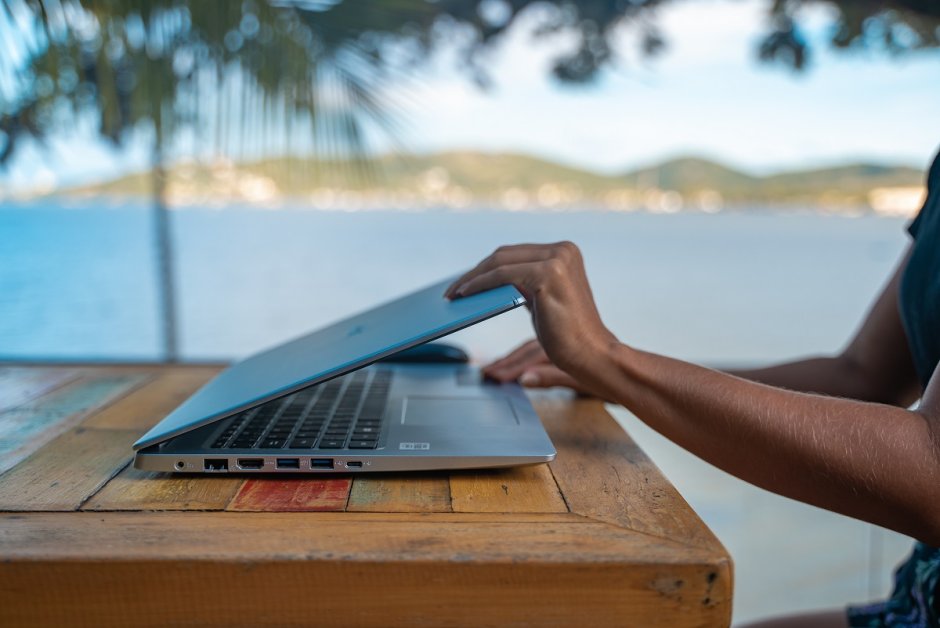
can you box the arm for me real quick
[727,255,922,406]
[448,242,940,545]
[481,255,921,406]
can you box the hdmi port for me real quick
[237,458,264,470]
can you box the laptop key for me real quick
[289,438,313,448]
[348,440,377,449]
[319,439,344,449]
[262,438,285,448]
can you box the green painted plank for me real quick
[0,374,149,474]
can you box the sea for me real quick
[0,202,911,364]
[0,201,920,622]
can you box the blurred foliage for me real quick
[0,0,938,166]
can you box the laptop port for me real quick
[276,458,300,470]
[310,458,333,469]
[237,458,264,470]
[204,459,228,472]
[346,461,363,468]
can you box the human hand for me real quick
[445,242,617,380]
[483,338,602,396]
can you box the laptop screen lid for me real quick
[133,276,525,450]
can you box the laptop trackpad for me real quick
[402,397,519,427]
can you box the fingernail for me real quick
[519,372,539,387]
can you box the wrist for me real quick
[564,330,625,385]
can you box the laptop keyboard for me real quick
[209,369,392,451]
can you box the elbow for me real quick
[917,420,940,546]
[837,352,918,407]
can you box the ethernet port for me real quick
[204,459,229,472]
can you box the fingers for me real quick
[484,339,542,372]
[445,244,555,299]
[483,340,548,382]
[517,365,584,390]
[451,261,545,301]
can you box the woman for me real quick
[445,151,940,627]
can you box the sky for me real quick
[2,0,939,194]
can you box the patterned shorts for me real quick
[847,543,940,627]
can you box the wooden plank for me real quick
[1,561,728,628]
[450,463,568,513]
[82,366,219,430]
[0,366,78,413]
[536,397,725,552]
[0,511,722,563]
[0,427,139,511]
[0,512,731,628]
[82,465,243,511]
[347,473,452,513]
[0,373,149,475]
[227,477,352,512]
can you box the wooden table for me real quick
[0,364,732,627]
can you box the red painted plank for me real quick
[227,478,352,512]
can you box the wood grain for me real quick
[227,477,352,511]
[347,473,452,512]
[0,366,734,627]
[82,465,243,511]
[0,512,730,628]
[1,560,728,628]
[0,373,148,475]
[82,366,219,430]
[0,367,77,413]
[0,427,140,511]
[536,396,725,552]
[450,463,568,513]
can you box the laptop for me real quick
[133,276,557,473]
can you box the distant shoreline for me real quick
[0,196,916,219]
[4,150,926,218]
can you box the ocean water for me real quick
[0,202,911,365]
[0,201,919,622]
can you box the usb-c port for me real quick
[346,461,363,468]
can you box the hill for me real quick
[57,151,926,214]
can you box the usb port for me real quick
[310,458,333,469]
[204,459,228,471]
[237,458,264,470]
[276,458,300,470]
[346,461,363,468]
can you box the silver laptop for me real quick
[133,276,556,473]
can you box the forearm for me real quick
[728,355,921,406]
[583,343,940,544]
[726,356,873,400]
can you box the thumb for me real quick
[518,365,583,390]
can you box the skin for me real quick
[446,241,940,627]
